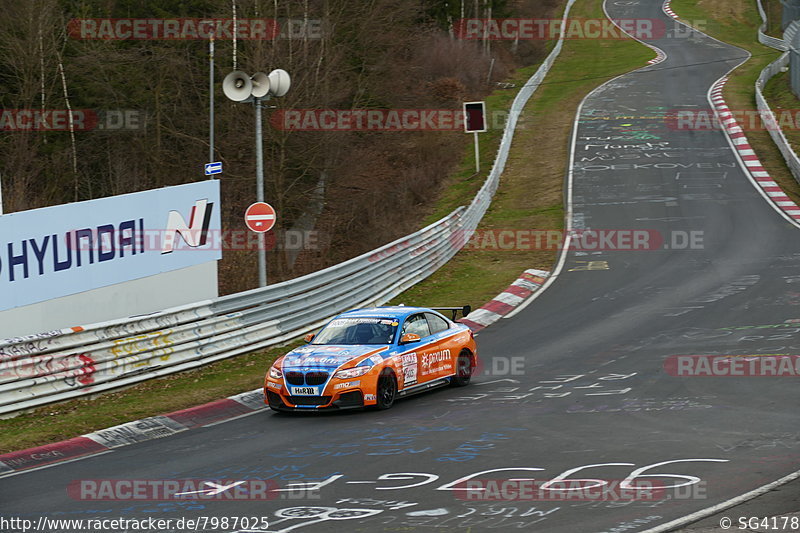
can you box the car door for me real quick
[398,313,430,388]
[421,312,458,380]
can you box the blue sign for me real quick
[204,161,223,175]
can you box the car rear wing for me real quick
[431,306,472,321]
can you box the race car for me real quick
[264,306,477,411]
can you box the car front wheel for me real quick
[374,369,397,410]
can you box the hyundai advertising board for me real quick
[0,181,221,312]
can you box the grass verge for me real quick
[0,0,652,453]
[670,0,800,204]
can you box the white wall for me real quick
[0,262,218,339]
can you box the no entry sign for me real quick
[244,202,276,233]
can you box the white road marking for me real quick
[202,408,264,427]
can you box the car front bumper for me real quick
[264,388,367,411]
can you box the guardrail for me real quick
[753,17,800,185]
[0,1,578,416]
[757,0,788,50]
[755,52,800,183]
[760,31,788,50]
[785,18,800,46]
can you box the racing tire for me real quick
[450,351,473,387]
[374,369,397,410]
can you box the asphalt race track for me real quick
[4,1,800,532]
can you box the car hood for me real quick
[281,345,388,370]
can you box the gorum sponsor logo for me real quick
[422,349,451,371]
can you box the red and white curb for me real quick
[663,0,678,19]
[459,269,550,332]
[647,46,667,65]
[0,389,265,475]
[710,78,800,221]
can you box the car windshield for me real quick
[311,317,399,345]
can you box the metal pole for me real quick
[0,172,4,215]
[209,31,215,166]
[255,97,267,286]
[473,131,480,172]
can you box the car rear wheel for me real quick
[374,369,397,410]
[451,350,473,387]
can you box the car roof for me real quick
[337,306,435,320]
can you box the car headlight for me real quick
[335,366,371,379]
[269,366,283,379]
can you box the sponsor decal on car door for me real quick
[400,314,431,387]
[421,346,453,380]
[399,352,418,387]
[420,313,458,380]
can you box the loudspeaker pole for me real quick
[255,96,267,287]
[222,68,291,289]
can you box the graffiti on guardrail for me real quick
[0,352,96,386]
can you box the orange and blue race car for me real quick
[264,306,477,412]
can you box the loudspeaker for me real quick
[250,72,270,98]
[222,70,253,102]
[268,69,291,97]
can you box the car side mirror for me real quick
[304,333,315,343]
[400,333,421,344]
